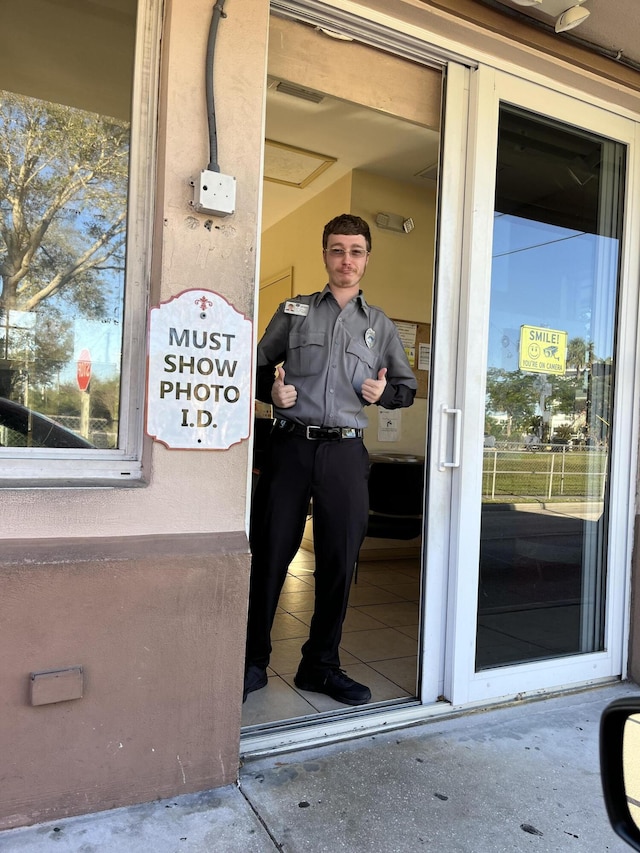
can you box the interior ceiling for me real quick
[262,1,640,233]
[262,80,440,232]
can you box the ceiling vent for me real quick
[274,81,324,104]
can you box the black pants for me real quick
[246,427,370,673]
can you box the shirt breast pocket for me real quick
[287,331,326,376]
[346,338,377,390]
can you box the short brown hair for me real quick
[323,213,371,252]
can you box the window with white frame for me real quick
[0,0,157,482]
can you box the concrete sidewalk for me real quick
[2,681,636,852]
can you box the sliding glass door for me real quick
[477,105,624,669]
[445,69,640,705]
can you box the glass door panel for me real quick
[476,105,625,670]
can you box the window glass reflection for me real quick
[476,106,624,669]
[0,1,135,450]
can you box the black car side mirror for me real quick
[600,697,640,850]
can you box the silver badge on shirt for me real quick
[365,328,376,348]
[284,301,309,316]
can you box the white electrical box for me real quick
[190,170,236,216]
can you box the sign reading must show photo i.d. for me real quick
[146,289,252,449]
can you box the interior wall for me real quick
[260,172,353,307]
[351,170,435,324]
[351,170,435,457]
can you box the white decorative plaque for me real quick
[146,289,252,449]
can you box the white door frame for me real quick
[445,66,640,707]
[419,60,471,704]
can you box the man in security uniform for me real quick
[244,213,417,706]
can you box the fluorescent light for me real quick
[555,5,590,32]
[509,0,543,6]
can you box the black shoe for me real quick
[243,664,268,702]
[294,666,371,706]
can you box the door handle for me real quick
[439,404,462,471]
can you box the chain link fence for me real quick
[482,444,608,501]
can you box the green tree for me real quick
[0,91,129,397]
[566,336,588,376]
[553,423,573,441]
[89,375,120,427]
[485,368,539,435]
[0,91,129,315]
[549,373,582,419]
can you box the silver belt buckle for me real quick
[341,428,357,439]
[306,425,320,439]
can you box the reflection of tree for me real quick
[486,356,612,445]
[0,92,129,313]
[566,336,588,376]
[485,368,539,435]
[549,373,582,418]
[32,374,119,423]
[588,359,612,444]
[0,91,129,395]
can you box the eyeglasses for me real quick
[325,247,369,259]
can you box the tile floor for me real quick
[241,549,421,728]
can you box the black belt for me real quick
[273,418,363,440]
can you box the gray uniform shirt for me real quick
[256,286,417,429]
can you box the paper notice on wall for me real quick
[394,320,418,368]
[394,321,417,347]
[418,343,431,371]
[378,407,401,442]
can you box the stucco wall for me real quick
[0,0,269,828]
[628,517,640,684]
[0,536,248,830]
[1,0,267,542]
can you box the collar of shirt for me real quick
[318,285,369,315]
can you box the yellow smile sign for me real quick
[519,325,567,375]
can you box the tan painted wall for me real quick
[268,15,441,131]
[350,170,434,457]
[0,0,270,828]
[350,171,435,325]
[1,0,267,542]
[0,536,247,830]
[0,0,135,120]
[260,173,353,301]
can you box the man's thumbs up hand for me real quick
[271,365,298,409]
[362,367,387,404]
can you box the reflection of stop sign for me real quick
[77,349,92,392]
